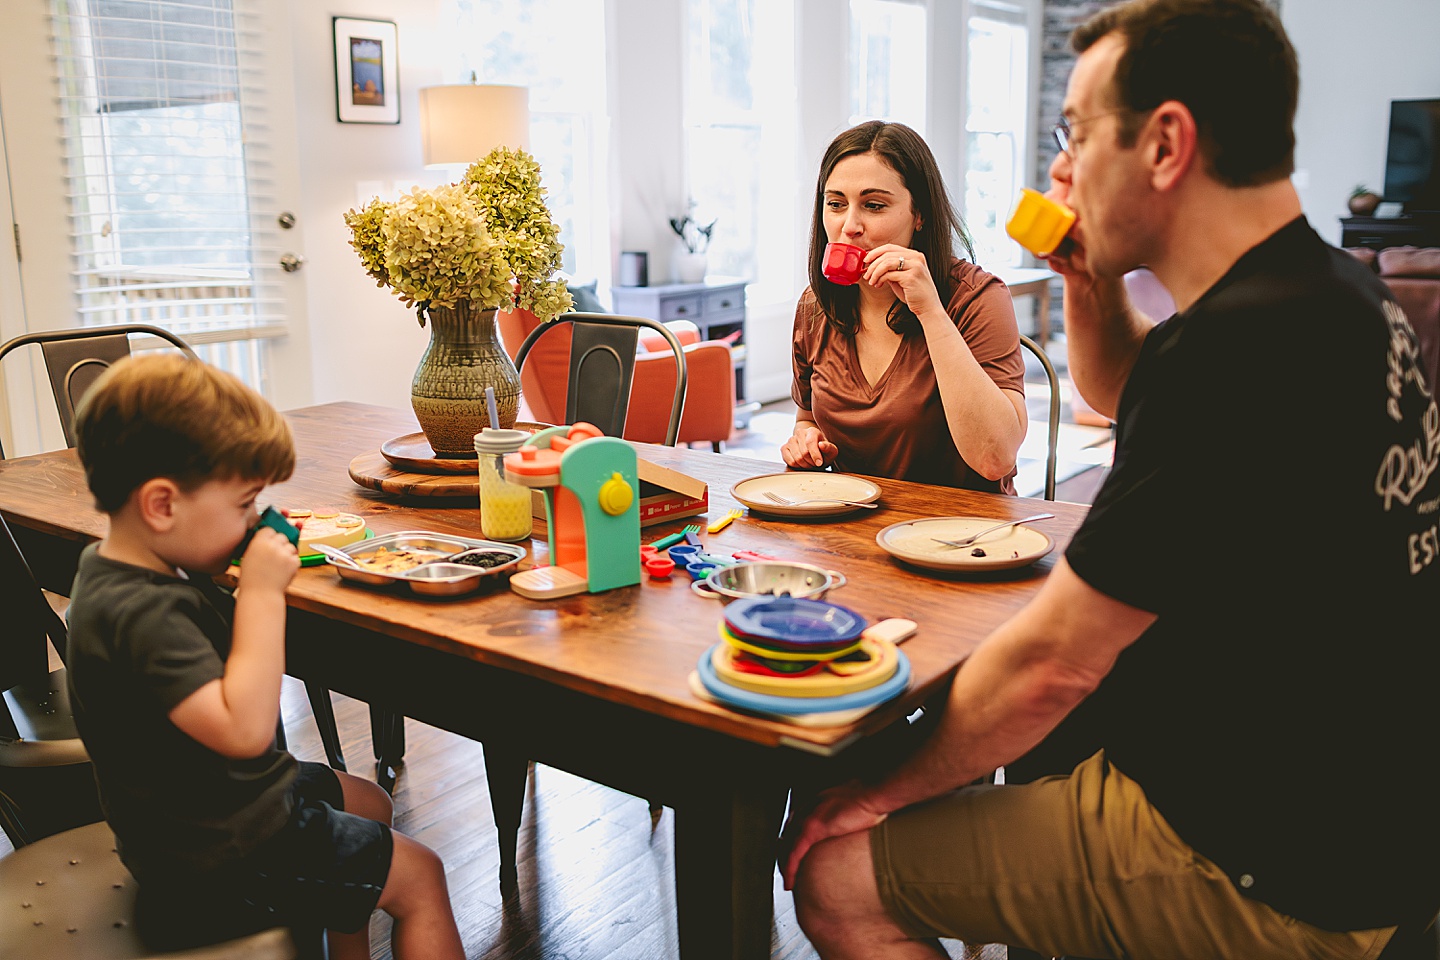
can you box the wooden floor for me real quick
[276,684,1002,960]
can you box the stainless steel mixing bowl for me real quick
[691,561,847,603]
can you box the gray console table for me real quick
[611,278,749,403]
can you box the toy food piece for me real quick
[350,545,447,574]
[290,509,368,554]
[452,550,516,569]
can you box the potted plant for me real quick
[345,146,572,456]
[669,207,716,283]
[1349,184,1382,217]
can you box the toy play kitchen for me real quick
[503,422,642,600]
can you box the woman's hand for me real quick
[863,243,944,317]
[781,422,838,469]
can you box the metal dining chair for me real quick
[0,324,199,459]
[1019,334,1061,502]
[513,312,690,446]
[0,513,100,849]
[0,820,325,960]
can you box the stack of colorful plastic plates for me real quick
[696,596,911,717]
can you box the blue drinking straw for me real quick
[485,386,500,430]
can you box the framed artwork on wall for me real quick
[333,17,399,124]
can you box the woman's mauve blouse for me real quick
[791,258,1025,493]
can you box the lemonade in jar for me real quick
[474,428,533,542]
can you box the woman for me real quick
[783,121,1027,493]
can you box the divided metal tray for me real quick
[323,530,526,597]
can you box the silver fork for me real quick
[931,513,1055,548]
[764,491,878,509]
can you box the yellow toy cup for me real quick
[1006,188,1076,258]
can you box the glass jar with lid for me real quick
[474,428,534,542]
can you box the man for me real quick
[779,1,1440,958]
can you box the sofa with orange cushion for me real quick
[496,306,737,450]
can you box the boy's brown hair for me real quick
[74,353,295,512]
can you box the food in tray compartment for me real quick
[351,545,449,574]
[453,550,518,569]
[291,509,368,553]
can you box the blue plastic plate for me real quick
[696,643,910,716]
[722,595,867,646]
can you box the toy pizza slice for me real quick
[288,509,368,555]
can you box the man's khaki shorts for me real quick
[870,751,1394,960]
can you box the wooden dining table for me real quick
[0,401,1090,960]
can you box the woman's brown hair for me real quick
[807,121,974,337]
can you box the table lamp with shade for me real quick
[418,79,530,169]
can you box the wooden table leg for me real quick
[304,682,347,772]
[369,706,405,793]
[673,780,789,960]
[483,742,530,896]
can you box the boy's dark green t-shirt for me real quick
[65,544,297,880]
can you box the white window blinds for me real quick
[49,0,285,353]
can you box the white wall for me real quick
[1284,0,1440,245]
[283,0,450,415]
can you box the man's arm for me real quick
[1055,270,1153,420]
[168,528,298,759]
[779,557,1156,888]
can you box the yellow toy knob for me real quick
[597,472,633,515]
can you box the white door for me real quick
[0,0,311,458]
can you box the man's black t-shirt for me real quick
[1065,217,1440,932]
[66,546,297,881]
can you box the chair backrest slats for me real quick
[0,515,68,695]
[567,323,640,438]
[0,324,198,460]
[515,313,689,446]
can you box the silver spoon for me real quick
[931,513,1055,549]
[311,544,364,568]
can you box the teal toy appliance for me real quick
[504,422,642,599]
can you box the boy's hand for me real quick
[237,527,299,594]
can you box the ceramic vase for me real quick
[1349,192,1382,216]
[675,251,708,283]
[411,302,522,457]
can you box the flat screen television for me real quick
[1383,98,1440,214]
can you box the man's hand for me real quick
[779,780,889,890]
[236,526,299,596]
[781,424,838,469]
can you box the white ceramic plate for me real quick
[731,472,882,518]
[876,516,1054,572]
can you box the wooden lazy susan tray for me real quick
[349,452,479,500]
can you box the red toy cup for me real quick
[822,241,865,285]
[643,556,675,579]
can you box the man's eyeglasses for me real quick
[1052,109,1135,155]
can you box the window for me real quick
[849,0,926,133]
[684,0,796,301]
[963,1,1032,268]
[440,0,609,282]
[50,0,285,389]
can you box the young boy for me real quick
[65,353,464,960]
